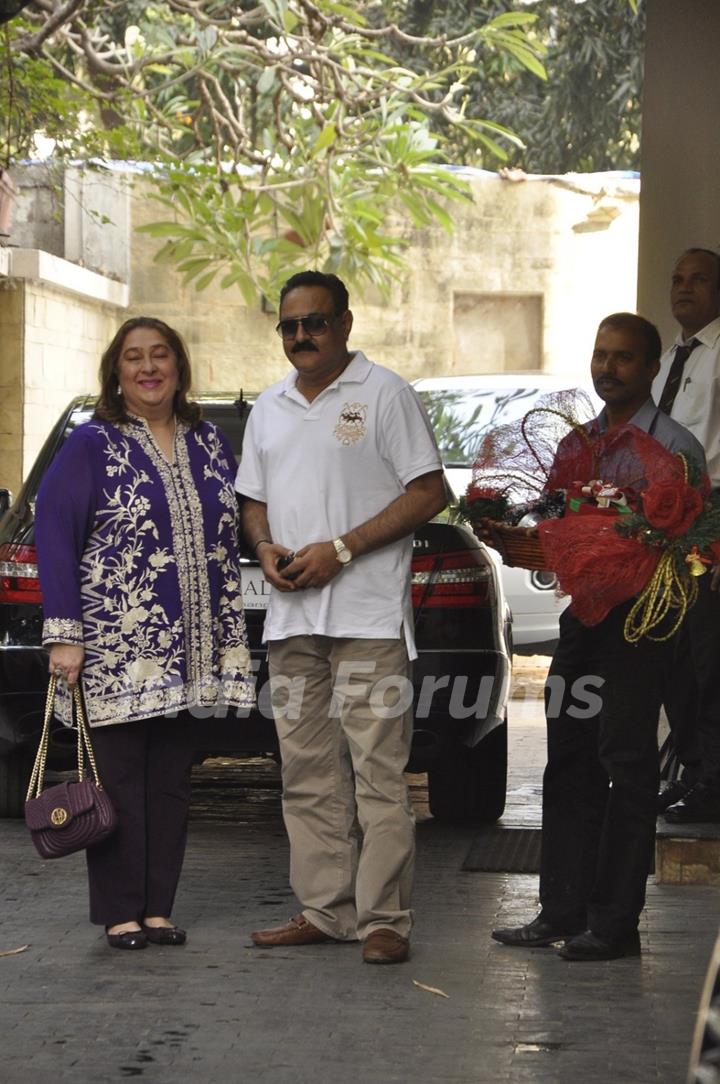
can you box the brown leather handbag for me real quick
[24,675,117,859]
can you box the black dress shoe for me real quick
[141,924,187,946]
[558,929,641,961]
[664,782,720,823]
[106,928,148,950]
[657,779,689,813]
[491,915,584,947]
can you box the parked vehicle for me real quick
[413,372,602,654]
[0,395,511,822]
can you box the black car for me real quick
[0,395,511,822]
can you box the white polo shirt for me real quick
[235,351,442,658]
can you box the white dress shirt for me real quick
[652,315,720,487]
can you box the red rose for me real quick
[641,481,704,538]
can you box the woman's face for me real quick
[116,326,180,420]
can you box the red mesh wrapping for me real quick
[469,389,597,501]
[545,422,689,499]
[538,515,661,625]
[540,423,706,625]
[466,390,713,629]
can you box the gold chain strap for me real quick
[25,676,103,802]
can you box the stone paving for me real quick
[0,688,717,1083]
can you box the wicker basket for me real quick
[475,518,548,571]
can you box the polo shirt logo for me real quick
[334,402,368,445]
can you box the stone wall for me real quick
[127,170,639,394]
[1,165,639,486]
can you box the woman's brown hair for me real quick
[93,316,202,426]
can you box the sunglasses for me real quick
[275,312,339,340]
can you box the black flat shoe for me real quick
[664,782,720,823]
[558,929,641,961]
[491,915,584,947]
[657,779,690,813]
[141,924,187,946]
[106,928,148,950]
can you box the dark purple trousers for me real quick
[85,713,197,926]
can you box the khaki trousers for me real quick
[268,635,415,941]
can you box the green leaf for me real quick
[195,269,218,291]
[486,12,539,31]
[135,221,186,237]
[283,9,299,33]
[257,66,277,95]
[313,122,337,154]
[258,0,287,27]
[177,256,214,272]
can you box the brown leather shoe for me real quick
[251,913,335,947]
[362,928,410,965]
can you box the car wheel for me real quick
[0,748,34,818]
[427,719,507,824]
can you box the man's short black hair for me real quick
[597,312,662,365]
[279,271,349,315]
[677,247,720,288]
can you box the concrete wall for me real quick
[10,164,130,283]
[128,170,639,393]
[638,0,720,343]
[0,285,24,499]
[21,283,123,479]
[0,251,128,492]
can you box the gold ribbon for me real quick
[624,550,697,644]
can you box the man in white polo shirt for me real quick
[235,271,446,964]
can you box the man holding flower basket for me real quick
[486,313,708,961]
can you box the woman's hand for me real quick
[47,644,85,687]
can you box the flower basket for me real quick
[477,519,548,571]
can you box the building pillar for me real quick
[638,0,720,343]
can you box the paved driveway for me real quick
[0,707,715,1084]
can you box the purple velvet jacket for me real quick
[35,416,254,727]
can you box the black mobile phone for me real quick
[276,553,295,571]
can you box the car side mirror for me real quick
[0,488,13,516]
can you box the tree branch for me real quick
[15,0,86,55]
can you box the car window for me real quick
[67,408,95,431]
[200,402,251,460]
[418,385,575,467]
[62,401,252,462]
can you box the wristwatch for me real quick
[332,538,353,565]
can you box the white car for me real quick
[414,372,602,654]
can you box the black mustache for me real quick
[595,377,623,386]
[291,341,319,354]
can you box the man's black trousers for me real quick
[538,601,671,941]
[665,573,720,791]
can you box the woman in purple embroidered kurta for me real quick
[35,317,253,950]
[37,416,252,725]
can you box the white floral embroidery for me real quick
[42,617,83,645]
[49,420,253,727]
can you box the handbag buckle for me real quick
[50,807,68,826]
